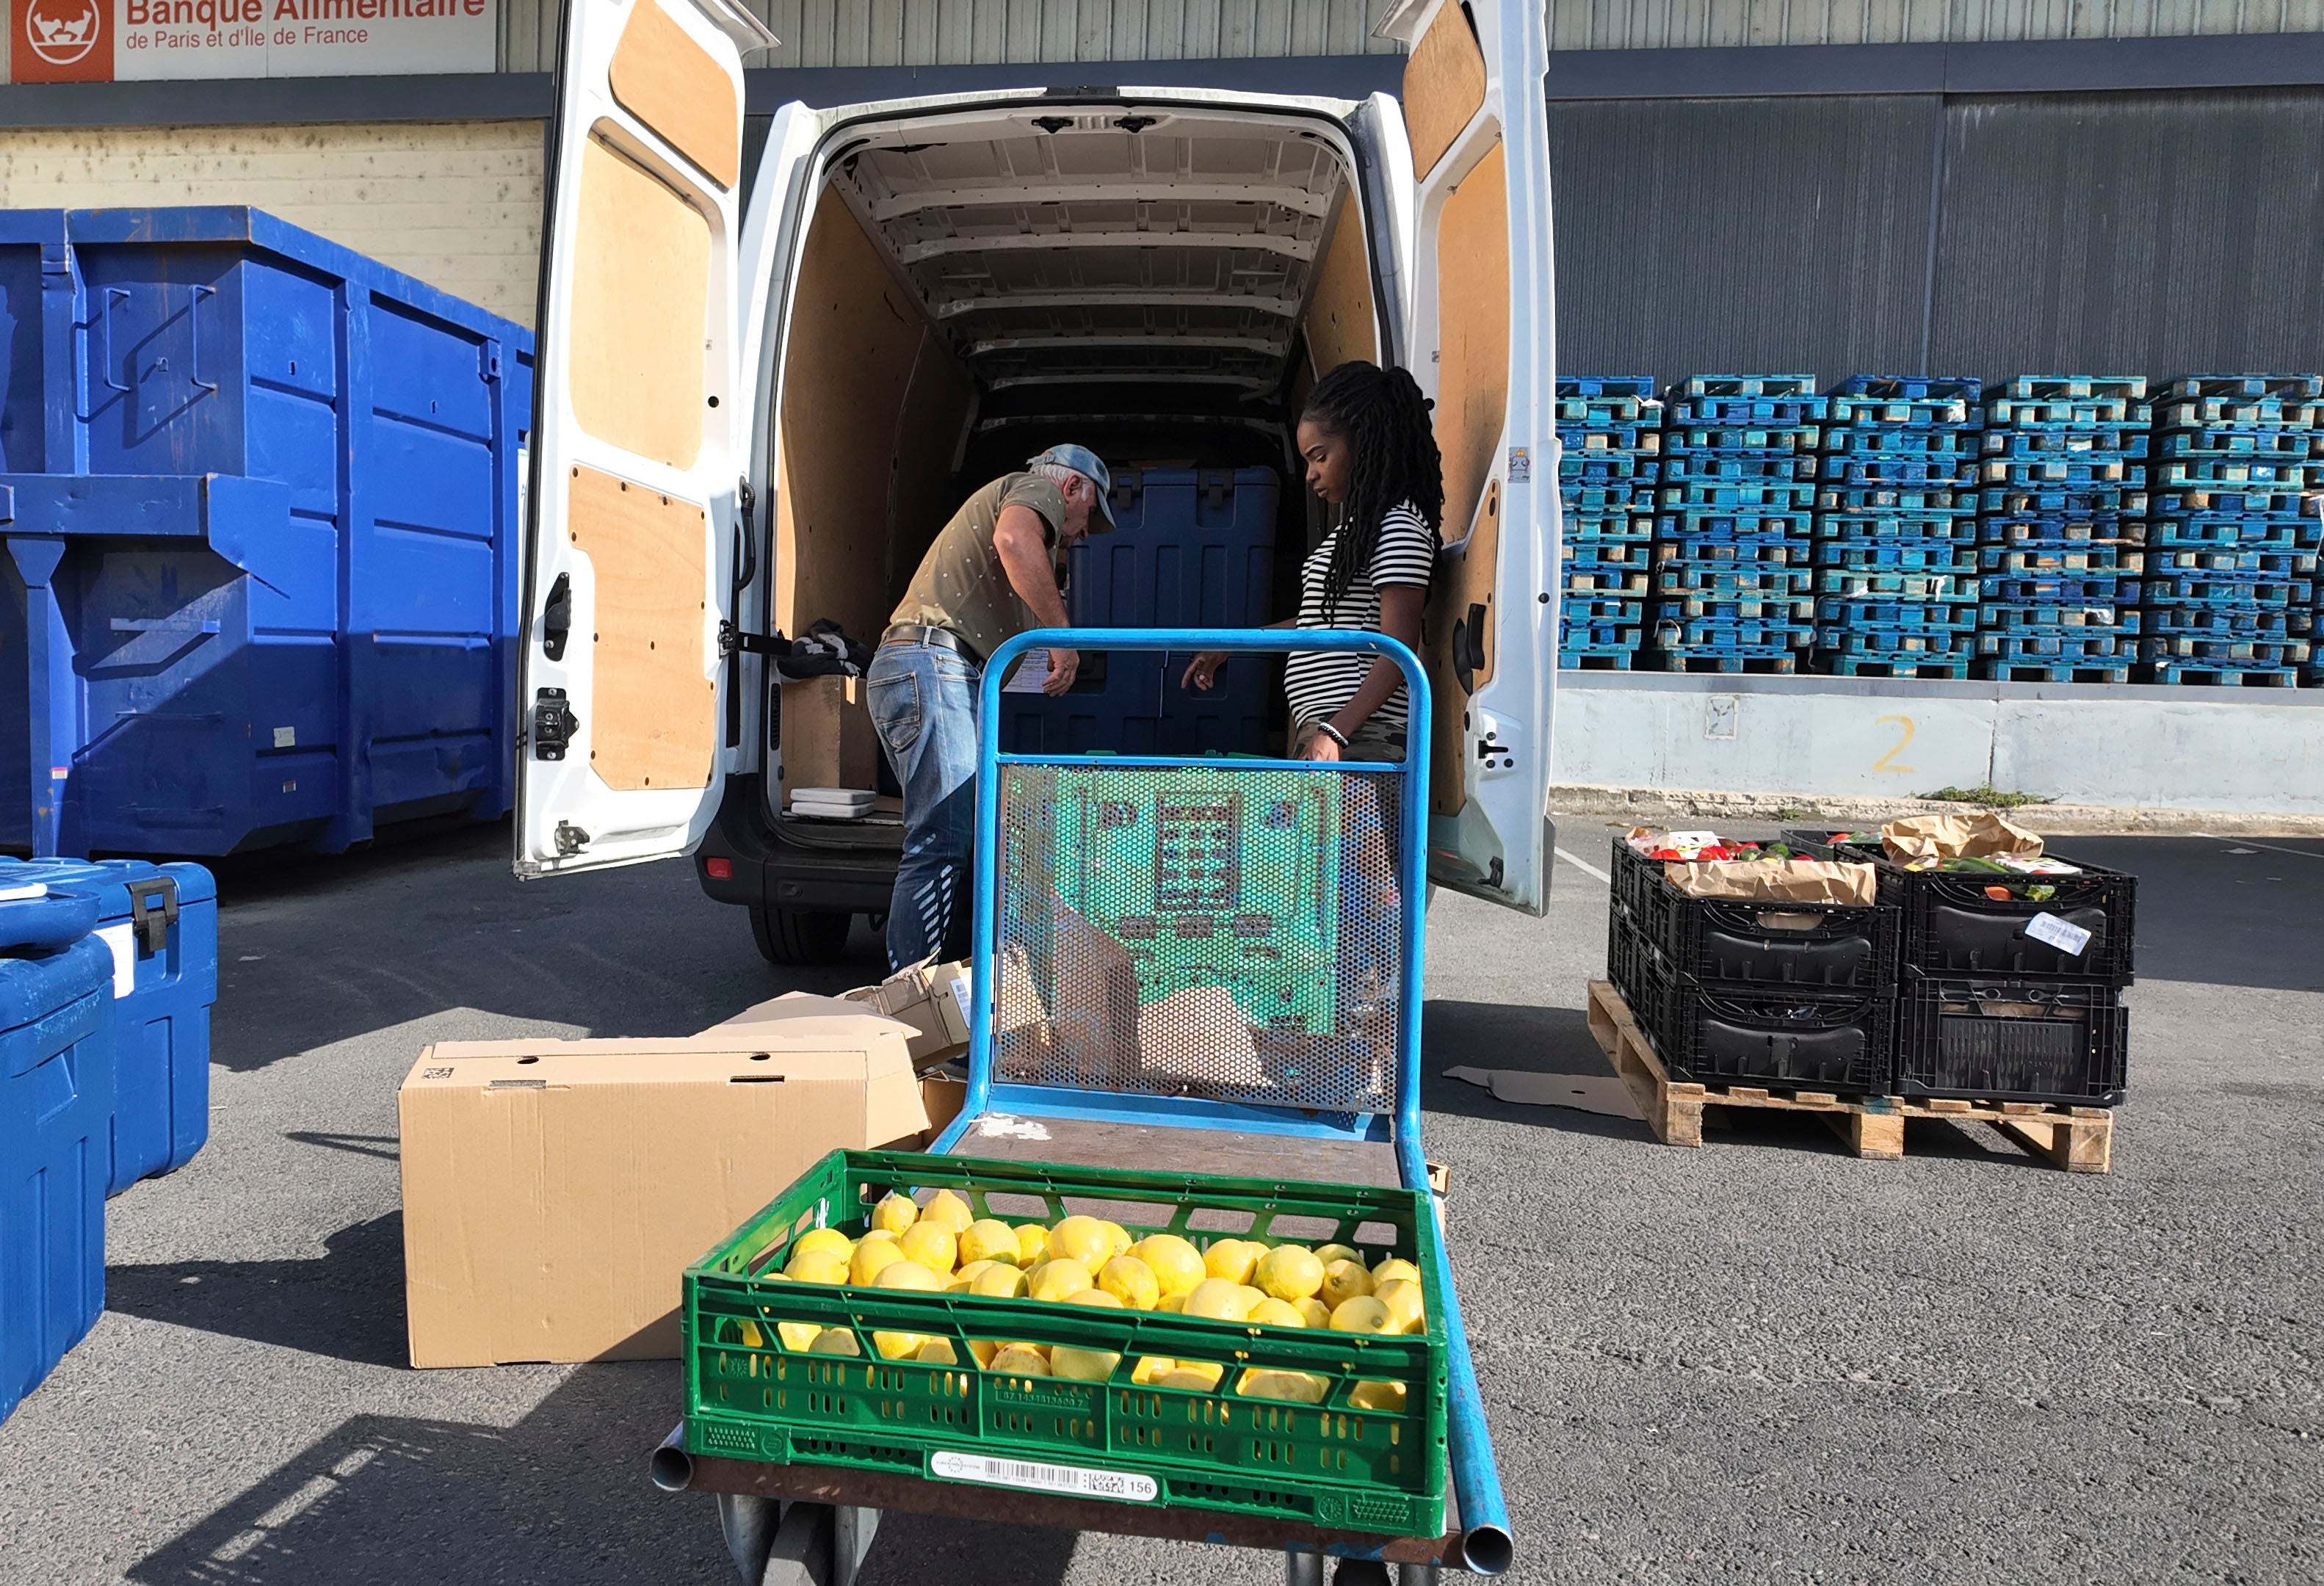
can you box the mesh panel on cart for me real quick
[992,762,1403,1115]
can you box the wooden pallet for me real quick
[1585,980,2113,1173]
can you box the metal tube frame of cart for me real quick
[654,629,1513,1585]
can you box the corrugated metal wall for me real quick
[1549,0,2324,51]
[501,0,1400,74]
[1551,95,1939,378]
[1552,87,2324,382]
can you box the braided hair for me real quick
[1301,361,1444,619]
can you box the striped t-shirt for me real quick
[1284,501,1436,734]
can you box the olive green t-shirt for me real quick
[890,472,1068,663]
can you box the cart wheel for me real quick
[1332,1563,1392,1586]
[750,905,852,966]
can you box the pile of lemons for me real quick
[758,1189,1422,1408]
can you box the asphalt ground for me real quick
[0,818,2317,1585]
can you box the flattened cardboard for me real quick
[778,675,880,794]
[398,1021,927,1369]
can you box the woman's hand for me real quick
[1179,651,1228,691]
[1299,728,1343,762]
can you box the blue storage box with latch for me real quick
[1001,466,1280,755]
[0,206,534,858]
[0,928,115,1425]
[0,858,216,1194]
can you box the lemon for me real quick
[922,1189,974,1235]
[956,1259,996,1285]
[1130,1355,1178,1386]
[1320,1259,1375,1310]
[1183,1278,1254,1322]
[1371,1258,1420,1288]
[916,1338,959,1365]
[792,1227,853,1263]
[849,1239,906,1286]
[1066,1289,1125,1309]
[966,1339,999,1369]
[1313,1242,1361,1267]
[874,1259,942,1292]
[1051,1342,1121,1381]
[1349,1379,1406,1411]
[734,1319,764,1347]
[1247,1297,1306,1328]
[1294,1297,1332,1328]
[989,1344,1051,1377]
[785,1249,849,1286]
[1374,1277,1425,1333]
[1027,1259,1095,1303]
[1157,1293,1187,1314]
[971,1264,1030,1300]
[1329,1295,1396,1334]
[1236,1367,1328,1404]
[1098,1256,1160,1311]
[1159,1362,1223,1391]
[1049,1216,1112,1269]
[870,1192,919,1235]
[1203,1239,1259,1285]
[857,1228,899,1248]
[874,1330,930,1359]
[898,1222,958,1275]
[1014,1224,1052,1264]
[1098,1220,1134,1259]
[1132,1234,1206,1297]
[1237,1285,1267,1315]
[1253,1245,1325,1302]
[776,1321,822,1351]
[809,1328,861,1356]
[959,1220,1020,1267]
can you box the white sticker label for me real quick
[948,971,973,1024]
[94,922,135,997]
[273,725,296,748]
[1665,830,1720,849]
[928,1451,1157,1504]
[2024,912,2093,957]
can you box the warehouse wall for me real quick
[1549,0,2324,51]
[1552,85,2324,382]
[0,122,546,327]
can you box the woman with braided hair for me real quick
[1181,359,1442,761]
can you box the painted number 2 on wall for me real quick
[1871,714,1916,775]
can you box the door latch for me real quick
[718,620,787,659]
[531,687,577,760]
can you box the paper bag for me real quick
[1663,857,1878,905]
[1880,811,2043,865]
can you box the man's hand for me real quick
[1179,651,1228,691]
[1299,727,1343,762]
[1043,648,1080,695]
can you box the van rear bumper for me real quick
[693,775,901,913]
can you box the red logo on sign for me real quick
[16,0,112,82]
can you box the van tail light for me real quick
[704,858,733,880]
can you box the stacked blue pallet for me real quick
[1648,376,1824,673]
[1811,377,1983,678]
[2137,376,2322,687]
[1974,377,2150,683]
[1556,377,1661,669]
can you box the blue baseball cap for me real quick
[1027,443,1118,532]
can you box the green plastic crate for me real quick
[683,1150,1448,1540]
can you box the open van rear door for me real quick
[515,0,776,877]
[1374,0,1556,913]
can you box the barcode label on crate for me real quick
[2024,912,2093,956]
[928,1451,1158,1504]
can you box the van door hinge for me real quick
[553,821,590,857]
[531,687,577,760]
[719,620,786,659]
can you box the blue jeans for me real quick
[866,637,982,972]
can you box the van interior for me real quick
[760,102,1380,825]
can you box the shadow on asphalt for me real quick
[106,1214,410,1370]
[122,1365,1081,1586]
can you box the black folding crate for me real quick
[1606,899,1660,1011]
[1896,978,2128,1107]
[1611,835,1897,993]
[1628,957,1893,1095]
[1780,830,2135,985]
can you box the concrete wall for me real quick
[0,121,546,327]
[1551,673,2324,814]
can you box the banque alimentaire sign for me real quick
[12,0,496,82]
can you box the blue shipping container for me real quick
[0,207,534,857]
[0,931,115,1425]
[1002,466,1281,755]
[0,858,217,1194]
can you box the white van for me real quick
[514,0,1557,956]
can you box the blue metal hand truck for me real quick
[657,629,1512,1585]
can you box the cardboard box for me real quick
[919,1071,968,1143]
[847,958,973,1068]
[398,1018,927,1369]
[778,675,880,794]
